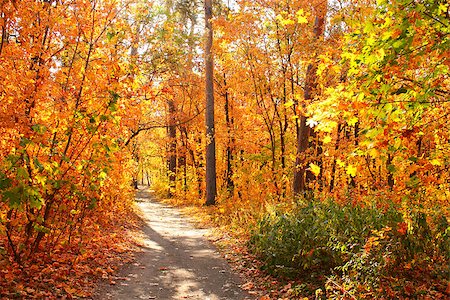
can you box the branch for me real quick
[398,76,449,97]
[123,107,205,146]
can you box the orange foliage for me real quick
[0,0,148,296]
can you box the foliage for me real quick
[249,198,449,297]
[138,0,449,298]
[1,0,447,297]
[0,0,147,296]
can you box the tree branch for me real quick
[123,106,205,146]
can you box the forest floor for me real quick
[93,187,254,300]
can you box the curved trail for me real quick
[95,188,252,300]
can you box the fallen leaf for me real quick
[242,281,254,290]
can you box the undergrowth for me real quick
[0,201,142,299]
[249,197,449,299]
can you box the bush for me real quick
[249,199,401,275]
[249,198,449,297]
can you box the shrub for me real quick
[249,198,449,297]
[249,198,401,275]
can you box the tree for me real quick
[0,0,138,264]
[293,1,327,195]
[205,0,216,205]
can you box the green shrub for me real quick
[249,198,449,296]
[249,199,402,276]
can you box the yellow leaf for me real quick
[281,18,295,26]
[284,100,295,108]
[430,159,442,166]
[347,116,359,126]
[309,163,321,177]
[346,165,357,177]
[276,14,295,26]
[377,48,385,59]
[323,135,332,144]
[438,3,448,15]
[297,15,307,24]
[368,148,378,158]
[35,175,46,187]
[296,9,308,24]
[336,159,346,168]
[357,92,365,101]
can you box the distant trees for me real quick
[129,0,449,214]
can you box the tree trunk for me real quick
[223,75,234,194]
[146,171,151,186]
[293,9,326,196]
[178,132,188,192]
[205,0,216,206]
[167,99,177,197]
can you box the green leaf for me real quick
[19,138,32,147]
[29,193,44,209]
[0,173,12,190]
[31,124,47,134]
[34,158,44,172]
[387,164,396,173]
[33,223,50,234]
[88,198,98,209]
[3,187,23,208]
[393,87,407,95]
[408,156,418,163]
[106,31,115,40]
[16,167,29,180]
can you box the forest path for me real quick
[94,187,252,300]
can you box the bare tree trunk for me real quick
[223,75,234,194]
[205,0,216,206]
[146,171,151,186]
[178,134,188,192]
[167,99,177,197]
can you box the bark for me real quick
[387,154,394,190]
[146,171,151,186]
[223,75,234,194]
[178,132,188,192]
[329,124,343,192]
[167,99,177,197]
[205,0,216,205]
[293,10,326,196]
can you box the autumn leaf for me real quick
[276,14,295,26]
[284,100,295,108]
[323,135,332,144]
[309,163,321,177]
[241,281,255,290]
[346,165,357,177]
[430,159,442,166]
[347,116,358,126]
[296,9,308,24]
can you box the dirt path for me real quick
[94,188,253,300]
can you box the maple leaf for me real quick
[430,159,442,166]
[296,9,308,24]
[323,135,332,144]
[346,165,357,177]
[347,116,359,126]
[309,163,321,177]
